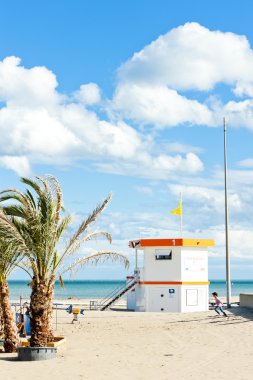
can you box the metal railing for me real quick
[98,277,136,311]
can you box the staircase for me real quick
[99,277,136,311]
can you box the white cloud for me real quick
[112,22,253,130]
[210,227,253,260]
[0,56,203,178]
[0,56,59,107]
[165,142,204,154]
[169,184,242,214]
[96,152,203,180]
[74,83,101,105]
[88,208,253,261]
[222,99,253,129]
[0,155,31,176]
[205,96,253,130]
[227,169,253,186]
[118,22,253,95]
[2,23,253,178]
[135,186,153,196]
[112,83,213,128]
[238,158,253,168]
[0,106,79,158]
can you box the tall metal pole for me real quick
[223,117,231,308]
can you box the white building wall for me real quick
[180,285,209,312]
[126,276,136,311]
[142,247,182,281]
[134,244,210,313]
[135,284,146,312]
[181,248,208,282]
[137,284,209,313]
[145,285,180,312]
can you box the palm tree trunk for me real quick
[0,306,4,338]
[30,276,55,347]
[0,277,19,352]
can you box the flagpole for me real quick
[223,117,231,308]
[180,193,183,237]
[170,195,183,237]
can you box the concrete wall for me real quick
[240,294,253,308]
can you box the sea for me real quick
[8,279,253,301]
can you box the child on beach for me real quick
[212,292,228,317]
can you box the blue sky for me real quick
[1,0,253,280]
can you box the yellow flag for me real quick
[170,199,182,217]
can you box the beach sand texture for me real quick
[1,305,253,380]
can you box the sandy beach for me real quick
[1,301,253,380]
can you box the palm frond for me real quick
[0,188,39,229]
[3,205,27,218]
[59,275,64,288]
[83,231,112,243]
[60,251,129,276]
[0,211,28,253]
[0,177,124,285]
[0,188,34,209]
[57,231,112,267]
[45,176,65,267]
[60,194,112,262]
[55,215,72,241]
[46,215,71,272]
[20,177,44,198]
[26,189,37,209]
[0,231,25,278]
[6,261,33,279]
[0,210,39,279]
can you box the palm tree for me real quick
[0,236,23,352]
[0,175,129,347]
[0,307,4,339]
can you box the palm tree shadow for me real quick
[0,353,18,361]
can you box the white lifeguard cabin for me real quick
[128,238,214,313]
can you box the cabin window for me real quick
[155,249,172,260]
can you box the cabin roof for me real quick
[129,238,214,248]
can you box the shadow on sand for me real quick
[0,352,18,361]
[164,306,253,326]
[210,306,253,325]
